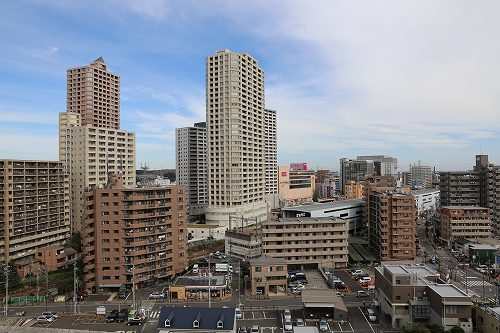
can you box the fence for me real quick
[8,295,46,304]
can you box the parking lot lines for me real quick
[333,321,355,332]
[358,306,376,333]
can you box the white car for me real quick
[235,307,242,319]
[284,309,292,322]
[296,318,305,327]
[319,318,329,332]
[41,312,58,319]
[367,309,377,322]
[336,291,345,298]
[148,292,165,299]
[284,320,293,332]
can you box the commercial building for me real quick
[375,264,472,333]
[411,188,440,216]
[261,217,349,269]
[278,165,315,207]
[301,289,349,321]
[81,174,187,291]
[367,186,416,262]
[440,206,492,244]
[205,49,267,227]
[66,57,120,129]
[0,160,71,263]
[264,108,278,195]
[282,199,365,235]
[175,122,207,217]
[61,118,136,231]
[249,256,287,297]
[410,162,433,189]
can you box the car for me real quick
[296,318,305,327]
[115,309,128,323]
[127,316,144,326]
[367,309,377,322]
[250,325,260,333]
[357,290,369,297]
[235,307,242,319]
[334,282,347,289]
[41,311,58,319]
[284,320,293,332]
[148,292,165,299]
[360,280,374,288]
[15,311,26,316]
[106,310,119,322]
[336,291,345,298]
[284,309,291,321]
[238,326,248,333]
[292,287,302,295]
[36,315,53,324]
[350,269,363,276]
[319,318,329,332]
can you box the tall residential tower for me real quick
[205,50,267,227]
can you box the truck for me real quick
[215,263,232,273]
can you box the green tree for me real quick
[428,324,444,333]
[68,232,83,252]
[0,262,21,291]
[449,327,464,333]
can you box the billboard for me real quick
[290,163,308,171]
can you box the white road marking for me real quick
[358,306,376,333]
[263,311,266,319]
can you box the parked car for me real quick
[238,326,248,333]
[15,311,26,316]
[319,318,329,332]
[148,292,165,299]
[296,318,305,327]
[106,310,119,322]
[36,316,52,324]
[292,287,302,295]
[284,320,293,332]
[367,309,377,322]
[41,312,58,319]
[334,282,347,289]
[360,280,374,288]
[357,290,369,297]
[250,325,261,333]
[115,309,128,323]
[336,291,345,298]
[284,309,291,322]
[350,269,363,276]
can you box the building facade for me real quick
[440,206,492,243]
[410,162,433,189]
[81,174,187,291]
[175,122,207,217]
[0,160,70,263]
[225,227,262,260]
[411,189,440,216]
[249,257,287,297]
[367,187,416,262]
[264,108,278,195]
[62,122,136,232]
[375,264,472,333]
[278,165,315,207]
[67,57,120,129]
[261,217,349,269]
[344,181,364,200]
[205,49,267,227]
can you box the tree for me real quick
[0,262,21,292]
[68,232,83,253]
[449,327,464,333]
[428,323,444,333]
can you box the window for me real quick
[255,266,261,272]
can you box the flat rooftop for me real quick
[427,284,470,298]
[411,189,440,195]
[173,274,226,287]
[382,264,438,277]
[282,199,364,213]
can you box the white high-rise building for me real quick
[264,108,277,194]
[205,49,267,227]
[175,122,208,217]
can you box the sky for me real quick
[1,0,500,171]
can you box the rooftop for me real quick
[157,306,235,330]
[249,256,286,265]
[411,188,440,195]
[173,275,226,288]
[442,206,489,210]
[427,284,471,298]
[282,199,364,213]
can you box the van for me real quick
[193,264,199,274]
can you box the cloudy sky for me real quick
[1,0,499,171]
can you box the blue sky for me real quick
[1,0,500,171]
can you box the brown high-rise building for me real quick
[0,160,70,263]
[367,182,416,262]
[81,174,187,291]
[67,57,120,129]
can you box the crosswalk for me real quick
[149,311,160,319]
[462,279,494,288]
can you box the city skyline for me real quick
[1,1,500,171]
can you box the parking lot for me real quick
[238,309,283,333]
[303,270,330,290]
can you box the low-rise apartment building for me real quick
[82,174,188,292]
[37,245,77,272]
[249,256,287,297]
[475,306,500,333]
[0,160,70,263]
[344,181,364,199]
[441,206,492,244]
[375,264,472,333]
[225,227,262,260]
[262,217,348,269]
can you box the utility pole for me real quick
[132,264,136,310]
[36,268,40,304]
[73,261,77,314]
[208,254,212,308]
[44,268,49,312]
[4,263,9,317]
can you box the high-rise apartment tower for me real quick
[67,57,120,129]
[264,108,278,195]
[205,50,267,227]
